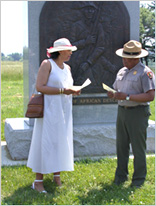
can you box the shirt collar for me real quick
[127,61,141,73]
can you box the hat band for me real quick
[123,51,141,55]
[49,45,73,49]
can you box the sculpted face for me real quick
[83,6,96,19]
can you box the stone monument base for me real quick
[5,117,155,160]
[5,118,33,160]
[74,121,155,157]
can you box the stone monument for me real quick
[4,1,155,160]
[39,1,129,93]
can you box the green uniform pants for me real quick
[115,105,150,186]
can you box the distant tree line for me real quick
[1,52,23,61]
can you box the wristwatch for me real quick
[126,94,130,101]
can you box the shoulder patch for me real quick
[147,71,153,79]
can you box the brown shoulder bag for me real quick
[25,93,44,118]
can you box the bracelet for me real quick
[59,88,64,94]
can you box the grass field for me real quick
[1,156,155,205]
[1,61,155,205]
[1,61,24,141]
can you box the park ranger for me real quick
[107,40,155,188]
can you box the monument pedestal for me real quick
[5,118,33,160]
[4,105,155,160]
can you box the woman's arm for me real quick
[36,60,80,95]
[36,59,59,94]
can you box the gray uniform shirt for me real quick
[113,61,155,107]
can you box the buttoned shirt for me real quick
[113,61,155,107]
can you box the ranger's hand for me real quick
[107,91,114,98]
[114,92,127,100]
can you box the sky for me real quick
[0,1,154,55]
[1,1,28,55]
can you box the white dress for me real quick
[27,59,74,174]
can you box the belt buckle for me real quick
[124,106,129,109]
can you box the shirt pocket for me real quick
[126,73,140,82]
[126,74,141,91]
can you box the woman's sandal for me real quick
[31,179,47,193]
[53,175,62,186]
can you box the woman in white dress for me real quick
[27,38,80,193]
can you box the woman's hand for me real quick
[73,90,81,96]
[64,88,81,96]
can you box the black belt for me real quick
[119,105,148,110]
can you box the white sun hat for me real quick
[47,38,77,54]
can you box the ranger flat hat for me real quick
[47,38,77,54]
[116,40,148,58]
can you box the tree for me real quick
[140,1,155,64]
[11,53,22,61]
[148,1,155,11]
[1,53,5,61]
[6,54,13,61]
[1,52,23,61]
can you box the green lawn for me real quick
[1,61,24,141]
[150,99,155,121]
[1,156,155,205]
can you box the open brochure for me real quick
[69,78,91,91]
[102,83,116,93]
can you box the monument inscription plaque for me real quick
[40,1,130,94]
[73,95,117,105]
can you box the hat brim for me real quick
[116,48,148,58]
[47,46,77,53]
